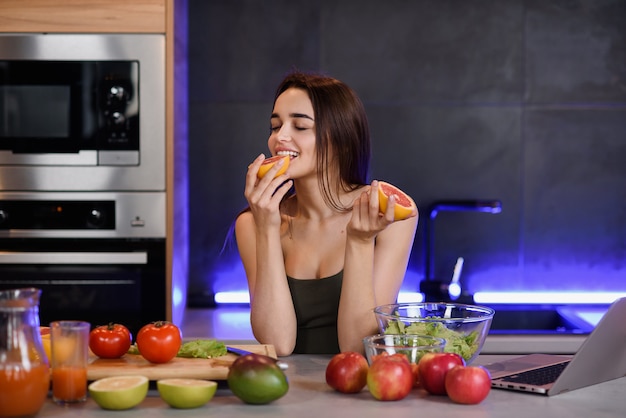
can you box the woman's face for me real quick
[268,88,317,179]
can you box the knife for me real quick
[227,346,288,370]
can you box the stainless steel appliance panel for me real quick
[0,34,165,192]
[0,192,165,238]
[0,237,166,336]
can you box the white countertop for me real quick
[33,353,625,418]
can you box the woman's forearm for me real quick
[337,236,379,353]
[338,215,418,353]
[249,228,298,356]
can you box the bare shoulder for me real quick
[235,210,255,234]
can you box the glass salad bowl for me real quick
[373,302,495,364]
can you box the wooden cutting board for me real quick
[87,344,277,381]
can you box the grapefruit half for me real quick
[257,155,289,179]
[89,375,149,410]
[377,181,416,221]
[157,379,218,409]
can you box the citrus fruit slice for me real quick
[257,155,289,179]
[88,375,149,410]
[377,181,417,221]
[157,378,218,409]
[50,334,77,364]
[40,327,51,361]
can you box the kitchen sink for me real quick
[481,304,610,354]
[486,305,603,335]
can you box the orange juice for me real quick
[52,366,87,402]
[0,363,50,417]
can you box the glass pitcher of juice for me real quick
[0,288,51,417]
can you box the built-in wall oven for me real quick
[0,34,168,336]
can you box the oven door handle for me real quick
[0,251,148,265]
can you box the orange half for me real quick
[40,327,51,361]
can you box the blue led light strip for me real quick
[214,291,625,305]
[473,292,626,305]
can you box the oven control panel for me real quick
[0,200,115,230]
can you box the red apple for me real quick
[373,352,420,387]
[445,365,492,404]
[366,354,414,401]
[325,352,369,393]
[410,362,421,388]
[418,352,465,395]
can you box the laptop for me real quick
[484,297,626,396]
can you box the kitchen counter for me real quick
[35,354,625,418]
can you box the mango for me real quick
[227,353,288,404]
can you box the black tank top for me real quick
[287,271,343,354]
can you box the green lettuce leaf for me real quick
[384,320,480,361]
[177,339,227,359]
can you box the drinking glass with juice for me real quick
[50,320,90,404]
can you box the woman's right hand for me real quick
[244,154,292,229]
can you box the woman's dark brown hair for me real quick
[273,71,371,211]
[225,71,372,253]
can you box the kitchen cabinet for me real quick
[0,0,183,325]
[0,0,166,33]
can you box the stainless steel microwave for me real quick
[0,34,165,192]
[0,60,140,159]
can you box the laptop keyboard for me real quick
[500,361,570,386]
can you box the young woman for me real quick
[235,71,418,356]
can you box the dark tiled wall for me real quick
[186,0,626,303]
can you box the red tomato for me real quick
[89,323,132,359]
[325,352,369,393]
[136,321,182,364]
[418,352,465,395]
[445,365,492,404]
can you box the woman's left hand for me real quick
[347,180,396,241]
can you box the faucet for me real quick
[421,200,502,302]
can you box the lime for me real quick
[157,378,218,409]
[88,375,149,410]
